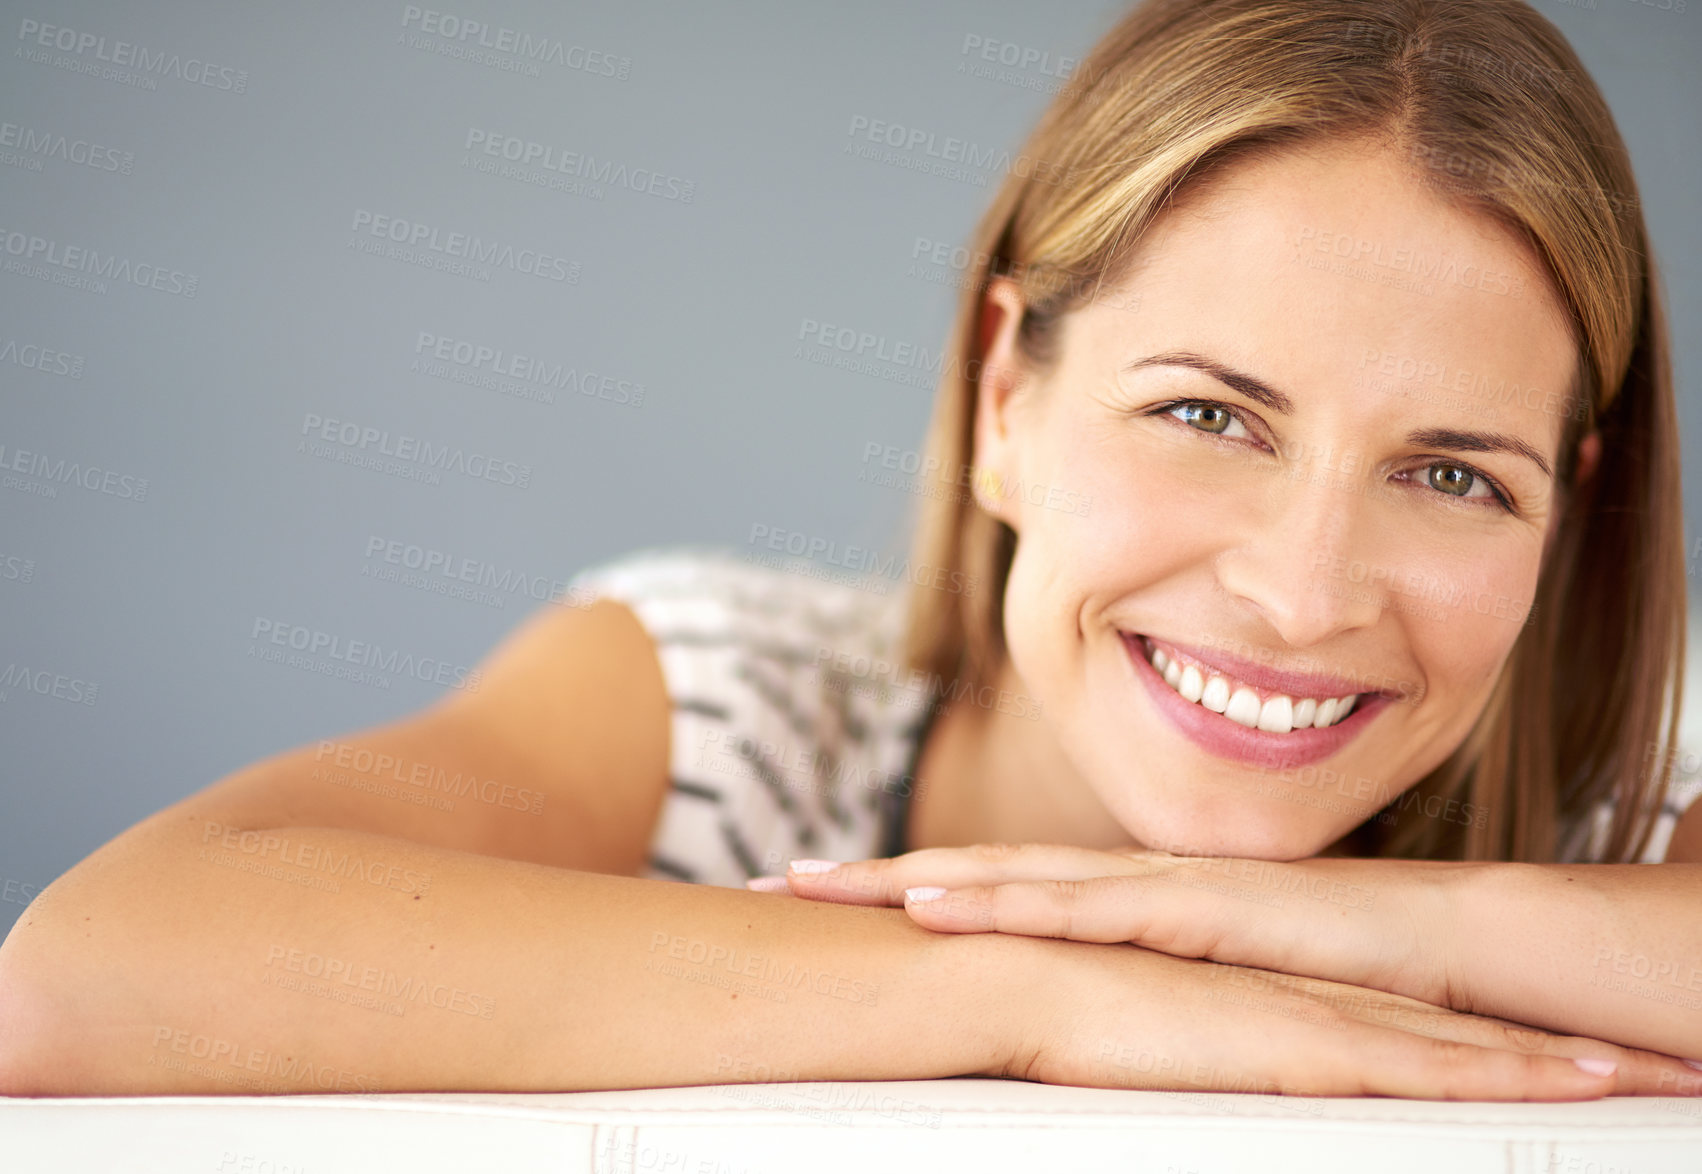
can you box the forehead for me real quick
[1074,140,1580,448]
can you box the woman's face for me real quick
[976,139,1590,860]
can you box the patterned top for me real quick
[564,546,1701,880]
[565,545,937,887]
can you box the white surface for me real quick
[4,1080,1702,1173]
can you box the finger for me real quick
[1247,972,1702,1099]
[1341,1019,1621,1101]
[902,879,1151,941]
[1342,998,1702,1098]
[903,874,1316,983]
[781,843,1147,906]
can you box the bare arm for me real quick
[774,833,1702,1067]
[0,596,1020,1094]
[0,811,1015,1095]
[1441,857,1702,1061]
[0,597,1657,1101]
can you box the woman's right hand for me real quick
[988,937,1702,1100]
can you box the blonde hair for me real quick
[900,0,1687,863]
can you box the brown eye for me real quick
[1427,464,1475,496]
[1177,404,1233,434]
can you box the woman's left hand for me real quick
[758,843,1469,1008]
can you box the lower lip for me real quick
[1120,632,1390,770]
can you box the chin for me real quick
[1107,794,1341,861]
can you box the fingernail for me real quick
[905,886,947,903]
[746,877,791,892]
[1685,1059,1702,1071]
[1574,1058,1617,1077]
[788,859,840,875]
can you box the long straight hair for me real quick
[900,0,1688,862]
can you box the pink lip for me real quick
[1121,632,1391,770]
[1143,633,1405,702]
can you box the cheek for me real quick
[1380,542,1542,693]
[1017,417,1250,595]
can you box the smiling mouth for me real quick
[1125,632,1405,732]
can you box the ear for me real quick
[1544,429,1603,555]
[971,276,1036,529]
[1573,429,1601,488]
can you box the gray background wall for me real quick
[2,0,1698,935]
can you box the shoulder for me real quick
[1660,771,1702,863]
[1560,757,1702,864]
[565,544,929,886]
[565,543,904,667]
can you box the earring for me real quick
[973,467,1004,508]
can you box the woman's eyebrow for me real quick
[1123,350,1554,480]
[1403,427,1554,480]
[1121,351,1296,414]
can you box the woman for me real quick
[2,0,1698,1101]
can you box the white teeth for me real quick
[1257,695,1293,734]
[1224,687,1262,729]
[1143,643,1368,733]
[1178,664,1204,703]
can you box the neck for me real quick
[904,655,1372,859]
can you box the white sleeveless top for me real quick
[565,546,1701,881]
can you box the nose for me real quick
[1211,464,1385,647]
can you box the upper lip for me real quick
[1131,632,1407,702]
